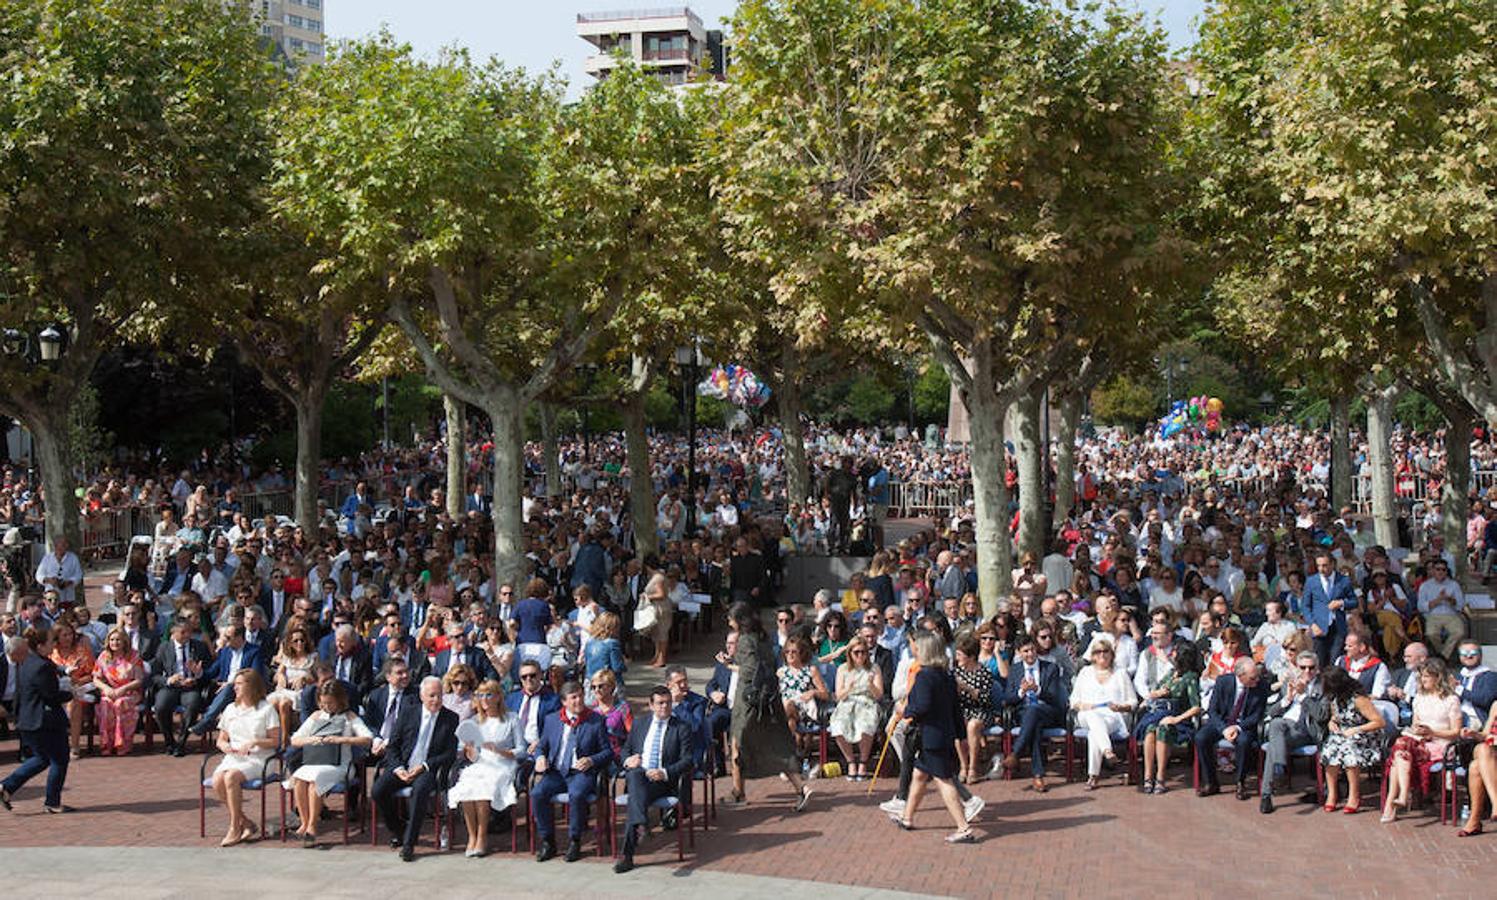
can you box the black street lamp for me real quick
[576,362,600,461]
[1,323,68,366]
[674,343,709,538]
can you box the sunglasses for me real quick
[519,672,541,680]
[979,636,996,641]
[1297,664,1316,671]
[475,692,496,698]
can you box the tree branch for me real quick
[388,293,490,409]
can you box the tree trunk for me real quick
[1012,390,1045,561]
[443,393,465,519]
[487,391,528,589]
[1329,393,1353,511]
[1366,386,1399,549]
[779,344,811,507]
[292,382,328,539]
[1052,388,1081,534]
[30,411,81,554]
[622,390,657,560]
[966,383,1013,616]
[539,403,562,498]
[1440,404,1474,582]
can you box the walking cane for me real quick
[867,719,901,795]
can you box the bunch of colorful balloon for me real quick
[1157,395,1225,439]
[697,364,772,409]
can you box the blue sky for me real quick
[328,1,1208,95]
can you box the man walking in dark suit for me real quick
[0,636,73,812]
[531,681,613,863]
[614,686,693,873]
[152,619,213,756]
[370,676,460,862]
[1000,636,1068,792]
[1194,658,1269,800]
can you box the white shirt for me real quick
[517,692,543,745]
[34,551,84,606]
[1417,577,1464,615]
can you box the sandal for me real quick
[944,829,976,844]
[1458,824,1484,837]
[1084,776,1099,791]
[795,786,813,812]
[1322,802,1338,813]
[1341,803,1361,815]
[888,814,913,830]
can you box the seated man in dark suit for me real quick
[531,680,614,863]
[324,624,375,699]
[151,618,213,756]
[370,676,460,862]
[614,686,693,874]
[1000,636,1067,792]
[363,658,417,757]
[1193,657,1269,799]
[189,624,267,735]
[701,634,737,756]
[432,625,496,684]
[507,659,561,764]
[664,664,710,774]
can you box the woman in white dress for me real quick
[1070,637,1139,790]
[447,679,519,857]
[210,669,281,847]
[828,637,884,779]
[285,681,372,845]
[268,629,317,740]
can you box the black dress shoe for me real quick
[564,839,583,862]
[1236,783,1252,801]
[536,840,556,862]
[399,846,414,862]
[614,855,636,874]
[389,836,403,849]
[1198,783,1221,797]
[0,788,12,811]
[1259,795,1275,814]
[661,808,679,831]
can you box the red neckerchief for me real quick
[1342,654,1382,676]
[559,707,589,728]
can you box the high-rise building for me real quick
[238,0,327,65]
[576,7,727,87]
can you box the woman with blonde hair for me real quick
[448,679,519,857]
[49,616,96,759]
[1381,658,1462,822]
[442,663,478,721]
[268,628,317,740]
[582,611,625,699]
[90,627,144,756]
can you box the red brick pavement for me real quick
[0,733,1488,899]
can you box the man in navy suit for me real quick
[370,676,460,862]
[0,636,72,812]
[190,624,267,735]
[614,686,693,874]
[664,665,711,771]
[152,618,214,755]
[323,624,374,698]
[1000,636,1067,791]
[1305,553,1358,667]
[363,658,418,756]
[1194,659,1269,799]
[507,660,561,760]
[531,681,613,863]
[431,626,496,683]
[701,633,737,755]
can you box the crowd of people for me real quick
[1,414,1496,865]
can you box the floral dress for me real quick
[1141,671,1199,747]
[777,664,818,727]
[1321,698,1383,769]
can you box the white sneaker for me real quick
[963,794,985,823]
[879,798,906,816]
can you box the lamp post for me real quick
[576,362,599,461]
[674,343,708,539]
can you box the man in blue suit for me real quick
[613,686,693,874]
[531,681,613,863]
[190,624,267,734]
[664,665,710,771]
[1000,636,1067,791]
[1305,553,1358,667]
[1193,659,1269,799]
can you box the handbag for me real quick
[634,601,658,633]
[300,714,347,767]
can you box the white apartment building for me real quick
[577,7,727,87]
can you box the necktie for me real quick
[414,604,425,629]
[382,693,399,740]
[645,720,664,769]
[559,723,575,772]
[338,657,350,682]
[409,712,434,769]
[519,695,534,740]
[1229,685,1247,725]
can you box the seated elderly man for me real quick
[1385,641,1430,727]
[1192,657,1268,800]
[1259,651,1323,813]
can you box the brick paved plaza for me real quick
[1,694,1490,899]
